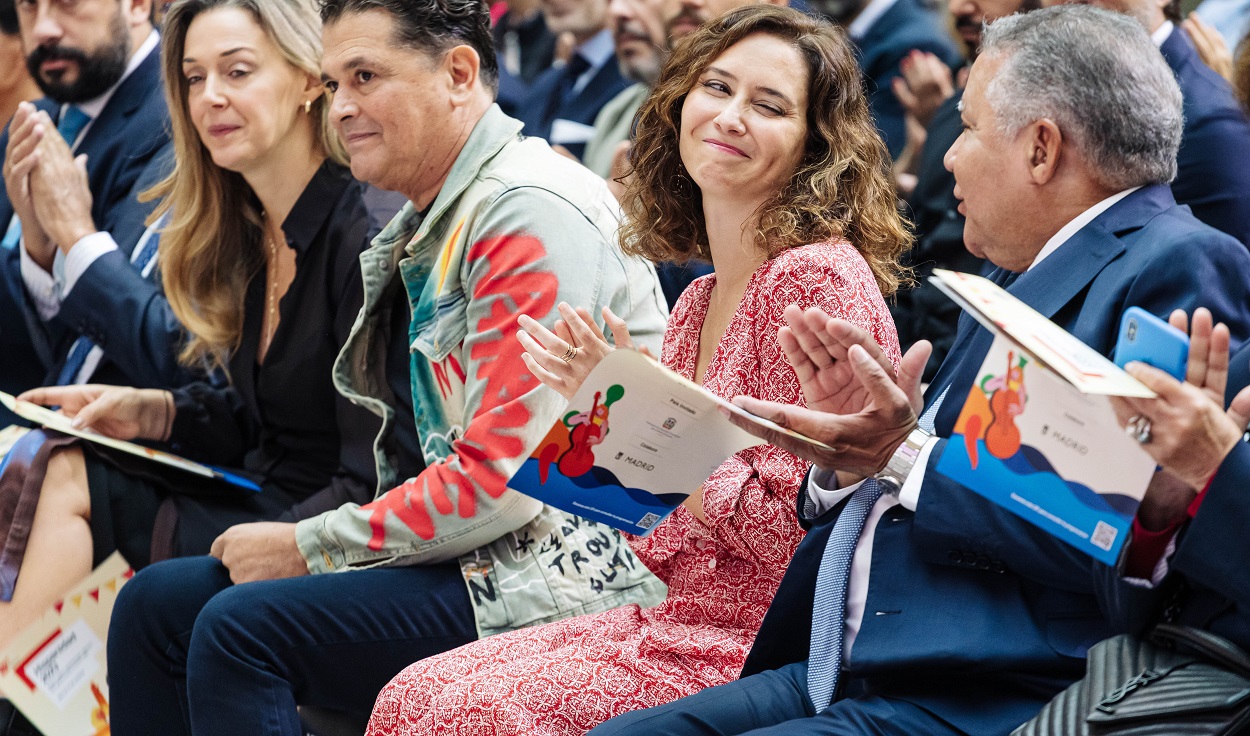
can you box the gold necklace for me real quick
[263,232,280,355]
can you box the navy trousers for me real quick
[108,556,477,736]
[589,662,967,736]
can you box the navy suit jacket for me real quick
[742,185,1250,736]
[853,0,962,159]
[1162,27,1250,248]
[0,43,181,400]
[516,54,629,160]
[1096,344,1250,657]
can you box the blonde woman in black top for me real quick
[0,0,416,646]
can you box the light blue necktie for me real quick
[1,105,91,251]
[805,388,946,711]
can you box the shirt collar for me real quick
[280,160,355,255]
[574,27,616,71]
[72,29,160,122]
[849,0,902,40]
[1151,19,1174,47]
[1028,186,1140,271]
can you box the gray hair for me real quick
[980,5,1182,190]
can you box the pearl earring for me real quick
[303,99,312,114]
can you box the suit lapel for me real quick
[927,269,1016,434]
[1158,25,1192,77]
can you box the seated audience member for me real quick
[0,0,38,126]
[588,0,790,307]
[493,0,558,115]
[891,0,1036,381]
[518,0,629,158]
[590,7,1250,735]
[364,7,908,735]
[105,0,669,732]
[0,0,381,646]
[0,0,174,413]
[588,0,716,307]
[581,0,669,180]
[806,0,961,158]
[1092,309,1250,652]
[1045,0,1250,247]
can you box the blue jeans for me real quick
[108,556,476,736]
[588,662,966,736]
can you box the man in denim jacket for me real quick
[105,0,668,732]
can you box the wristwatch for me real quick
[875,427,931,497]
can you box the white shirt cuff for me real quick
[806,468,863,517]
[897,436,941,512]
[62,231,118,296]
[20,241,61,321]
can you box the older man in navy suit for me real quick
[0,0,179,417]
[589,7,1250,735]
[1043,0,1250,248]
[517,0,630,159]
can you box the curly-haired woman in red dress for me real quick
[366,6,912,735]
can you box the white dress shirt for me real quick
[19,29,160,321]
[548,28,615,147]
[807,186,1141,662]
[847,0,902,41]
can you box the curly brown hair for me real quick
[619,4,912,296]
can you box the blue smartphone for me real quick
[1114,307,1189,381]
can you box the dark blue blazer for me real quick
[516,53,629,160]
[853,0,962,159]
[1162,27,1250,248]
[742,184,1250,736]
[0,43,179,399]
[1099,344,1250,656]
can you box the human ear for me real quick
[123,0,154,28]
[445,45,481,103]
[1025,118,1062,185]
[301,71,323,106]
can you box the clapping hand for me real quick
[517,302,645,400]
[2,103,54,268]
[725,304,930,478]
[1183,14,1233,82]
[27,109,96,252]
[1110,308,1250,528]
[892,50,955,130]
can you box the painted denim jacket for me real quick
[293,106,669,636]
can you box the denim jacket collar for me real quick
[372,104,522,260]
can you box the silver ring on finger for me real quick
[1126,415,1153,445]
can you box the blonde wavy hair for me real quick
[144,0,347,372]
[620,4,912,296]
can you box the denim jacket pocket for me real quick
[409,289,469,364]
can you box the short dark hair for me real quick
[1163,0,1180,23]
[319,0,498,90]
[0,0,19,37]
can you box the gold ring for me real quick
[560,345,578,364]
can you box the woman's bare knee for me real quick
[39,446,90,519]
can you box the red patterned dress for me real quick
[366,240,902,736]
